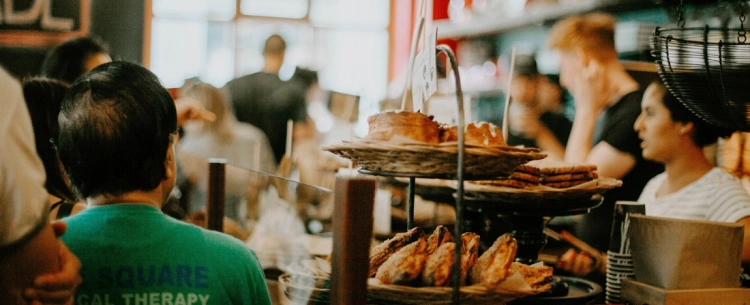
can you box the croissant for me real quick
[369,227,424,277]
[426,225,452,255]
[376,236,428,285]
[469,233,517,287]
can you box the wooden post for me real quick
[331,175,376,305]
[207,158,226,232]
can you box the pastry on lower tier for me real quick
[369,227,424,277]
[376,236,428,285]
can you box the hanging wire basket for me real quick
[649,0,750,132]
[651,24,750,132]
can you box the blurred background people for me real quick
[179,82,275,226]
[41,36,112,85]
[22,77,86,220]
[507,54,571,160]
[224,34,290,164]
[548,13,663,258]
[0,66,82,305]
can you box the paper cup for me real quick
[608,201,646,254]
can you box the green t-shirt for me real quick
[61,204,271,305]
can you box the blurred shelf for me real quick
[621,60,658,73]
[435,0,658,39]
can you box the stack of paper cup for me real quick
[605,201,645,304]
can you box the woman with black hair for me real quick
[22,77,86,220]
[41,36,111,85]
[634,82,750,263]
[560,81,750,275]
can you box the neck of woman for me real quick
[659,145,714,197]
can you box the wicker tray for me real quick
[447,178,621,214]
[367,279,537,305]
[322,139,546,178]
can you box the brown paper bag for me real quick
[628,215,744,290]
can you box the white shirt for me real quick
[638,167,750,223]
[0,68,49,248]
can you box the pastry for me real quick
[542,180,592,188]
[376,236,428,285]
[542,172,598,183]
[509,262,554,291]
[426,225,452,255]
[369,227,424,277]
[439,121,506,147]
[421,242,455,286]
[469,234,517,287]
[460,232,480,285]
[366,111,440,144]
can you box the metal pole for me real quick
[207,158,226,232]
[437,44,464,305]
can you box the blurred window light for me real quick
[240,0,308,19]
[153,0,235,20]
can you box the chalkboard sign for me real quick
[0,0,89,47]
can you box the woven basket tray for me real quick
[447,178,622,213]
[322,139,546,178]
[366,279,536,305]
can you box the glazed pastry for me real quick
[439,121,506,147]
[365,111,440,144]
[369,227,424,277]
[376,236,428,285]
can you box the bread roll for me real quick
[366,111,440,144]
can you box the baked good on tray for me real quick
[369,228,551,294]
[533,161,599,188]
[365,111,440,144]
[474,165,540,189]
[375,236,428,285]
[439,121,506,147]
[369,227,424,277]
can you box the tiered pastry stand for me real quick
[359,45,491,305]
[325,45,548,304]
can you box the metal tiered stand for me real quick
[357,45,484,305]
[354,45,604,304]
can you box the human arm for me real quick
[564,110,638,179]
[511,112,566,160]
[0,69,80,304]
[24,222,82,305]
[557,248,607,276]
[175,97,216,127]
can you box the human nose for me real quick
[634,112,644,132]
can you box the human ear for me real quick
[679,122,694,135]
